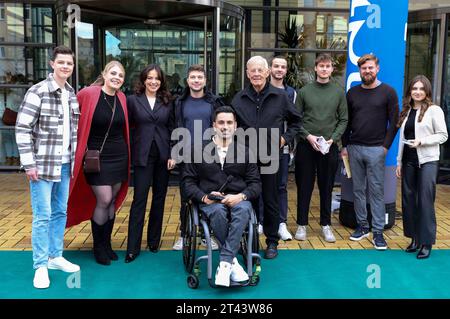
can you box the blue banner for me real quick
[345,0,409,166]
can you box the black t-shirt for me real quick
[343,83,399,148]
[403,108,419,164]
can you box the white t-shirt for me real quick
[61,88,71,163]
[147,96,156,110]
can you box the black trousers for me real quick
[253,166,280,246]
[295,142,338,226]
[178,163,189,237]
[126,142,169,254]
[402,160,438,245]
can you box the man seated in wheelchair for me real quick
[182,106,261,287]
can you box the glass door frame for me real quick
[408,8,449,106]
[56,0,245,95]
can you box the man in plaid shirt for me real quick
[15,46,81,289]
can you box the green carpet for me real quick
[2,250,450,299]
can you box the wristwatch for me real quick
[241,193,247,201]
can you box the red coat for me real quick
[66,85,130,228]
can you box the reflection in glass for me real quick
[0,46,50,84]
[405,20,440,92]
[220,14,242,103]
[105,22,210,96]
[0,3,53,43]
[0,87,25,167]
[76,21,98,89]
[440,17,450,168]
[250,10,347,50]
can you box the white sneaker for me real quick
[215,261,232,287]
[278,223,293,241]
[201,237,219,250]
[257,224,263,235]
[48,257,80,273]
[33,267,50,289]
[172,237,183,250]
[322,225,336,243]
[294,225,307,241]
[230,258,249,282]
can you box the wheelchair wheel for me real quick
[187,274,199,289]
[182,203,197,273]
[240,222,260,267]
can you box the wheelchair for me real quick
[182,201,262,289]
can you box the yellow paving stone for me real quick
[2,173,450,252]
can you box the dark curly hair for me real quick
[134,64,172,105]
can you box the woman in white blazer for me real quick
[396,75,448,259]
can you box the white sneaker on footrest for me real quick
[231,257,249,282]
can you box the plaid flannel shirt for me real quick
[15,74,80,181]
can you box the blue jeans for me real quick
[30,163,70,269]
[199,201,252,263]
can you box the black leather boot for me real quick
[417,245,432,259]
[405,238,418,253]
[91,220,111,265]
[105,217,118,261]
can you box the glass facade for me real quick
[102,21,212,96]
[440,15,450,168]
[405,8,450,172]
[243,6,348,89]
[0,2,55,169]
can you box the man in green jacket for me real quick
[294,53,348,243]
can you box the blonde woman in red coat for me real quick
[67,61,130,265]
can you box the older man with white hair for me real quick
[231,56,302,259]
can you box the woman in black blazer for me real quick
[125,64,175,263]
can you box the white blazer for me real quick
[397,104,448,166]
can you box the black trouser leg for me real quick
[126,145,158,255]
[316,144,338,226]
[147,158,170,247]
[127,164,152,254]
[295,142,316,226]
[178,163,188,237]
[417,161,438,245]
[260,170,280,246]
[401,161,418,240]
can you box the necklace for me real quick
[102,91,116,111]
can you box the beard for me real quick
[361,74,376,85]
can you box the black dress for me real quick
[85,92,128,185]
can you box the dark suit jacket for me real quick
[127,94,175,166]
[182,141,261,204]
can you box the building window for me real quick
[245,7,349,90]
[0,4,5,20]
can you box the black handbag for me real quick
[83,94,116,173]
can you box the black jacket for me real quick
[127,94,174,166]
[231,82,302,159]
[174,87,224,129]
[182,141,262,204]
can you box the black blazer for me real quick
[127,94,175,166]
[182,141,262,204]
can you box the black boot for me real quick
[417,245,432,259]
[405,238,418,253]
[91,220,111,265]
[105,217,118,261]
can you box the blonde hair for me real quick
[91,60,125,86]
